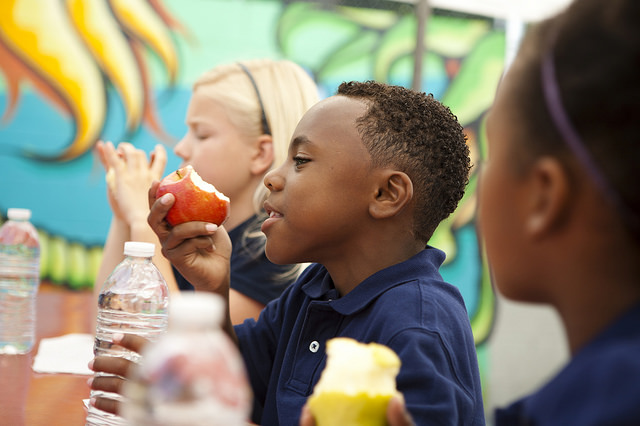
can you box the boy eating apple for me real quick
[90,81,484,425]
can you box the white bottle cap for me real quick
[169,292,224,330]
[123,241,155,258]
[7,208,31,221]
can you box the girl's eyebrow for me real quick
[186,116,210,125]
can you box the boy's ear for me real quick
[250,135,274,176]
[524,157,571,239]
[369,170,413,219]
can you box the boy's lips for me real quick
[262,201,283,233]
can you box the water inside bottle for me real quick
[0,245,40,354]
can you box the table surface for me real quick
[0,283,95,425]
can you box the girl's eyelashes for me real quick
[190,124,213,141]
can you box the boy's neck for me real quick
[322,236,425,296]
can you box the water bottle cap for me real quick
[123,241,155,257]
[7,208,31,221]
[169,292,224,329]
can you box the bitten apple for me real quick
[155,165,230,226]
[308,337,401,426]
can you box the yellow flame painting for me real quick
[0,0,182,161]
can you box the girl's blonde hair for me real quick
[193,59,320,213]
[192,59,318,278]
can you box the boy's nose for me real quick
[264,168,283,191]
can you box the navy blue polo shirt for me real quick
[174,214,296,304]
[235,247,485,426]
[495,303,640,426]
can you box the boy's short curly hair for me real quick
[337,81,471,242]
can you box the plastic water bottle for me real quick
[86,241,170,426]
[121,292,252,426]
[0,208,41,355]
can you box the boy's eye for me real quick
[293,156,310,168]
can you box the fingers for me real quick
[148,180,161,208]
[102,141,125,181]
[96,140,119,171]
[299,403,316,426]
[114,332,149,354]
[90,355,134,379]
[88,334,150,416]
[89,335,148,378]
[387,394,414,426]
[147,191,224,261]
[150,144,168,180]
[159,221,219,255]
[118,142,147,173]
[91,394,121,416]
[94,140,108,170]
[88,372,126,395]
[100,141,159,178]
[148,189,173,231]
[87,357,131,416]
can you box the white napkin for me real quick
[32,333,94,375]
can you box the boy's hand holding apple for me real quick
[147,166,233,296]
[155,165,230,227]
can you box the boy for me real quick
[91,81,484,425]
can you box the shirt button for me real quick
[309,341,320,353]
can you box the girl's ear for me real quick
[525,157,572,239]
[369,170,413,219]
[250,135,274,176]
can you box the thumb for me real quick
[387,394,414,426]
[299,403,316,426]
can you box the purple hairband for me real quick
[541,49,612,197]
[541,46,628,215]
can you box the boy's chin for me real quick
[264,248,294,266]
[264,245,304,266]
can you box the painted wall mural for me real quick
[0,0,504,361]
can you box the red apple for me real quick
[155,165,230,226]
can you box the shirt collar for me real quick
[301,246,446,315]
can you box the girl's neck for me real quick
[557,278,640,355]
[224,204,255,231]
[224,182,262,231]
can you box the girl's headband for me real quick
[541,38,639,233]
[237,62,272,136]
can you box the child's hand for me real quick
[147,181,232,294]
[386,395,415,426]
[95,141,167,226]
[88,333,149,415]
[298,395,414,426]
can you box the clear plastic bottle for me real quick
[86,241,170,426]
[0,208,41,355]
[122,292,252,426]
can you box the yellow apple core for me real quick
[308,337,401,426]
